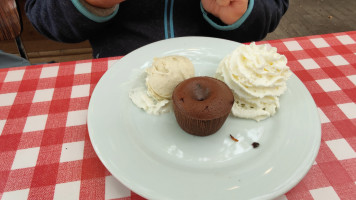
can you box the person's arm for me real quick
[201,0,289,42]
[25,0,121,43]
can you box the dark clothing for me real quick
[25,0,289,58]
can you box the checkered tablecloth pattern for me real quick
[1,31,356,200]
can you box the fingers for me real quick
[216,0,230,6]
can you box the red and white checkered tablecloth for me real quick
[1,31,356,200]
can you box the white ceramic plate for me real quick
[87,37,321,200]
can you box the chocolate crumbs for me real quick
[230,134,239,142]
[252,142,260,148]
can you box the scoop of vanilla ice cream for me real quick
[129,55,195,115]
[146,56,195,101]
[216,43,291,121]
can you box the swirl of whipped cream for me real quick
[216,43,291,121]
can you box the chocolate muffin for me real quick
[172,76,234,136]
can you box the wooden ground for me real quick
[1,0,355,64]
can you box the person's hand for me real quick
[201,0,248,25]
[85,0,125,9]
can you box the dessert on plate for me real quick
[216,43,292,121]
[172,76,234,136]
[130,55,195,114]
